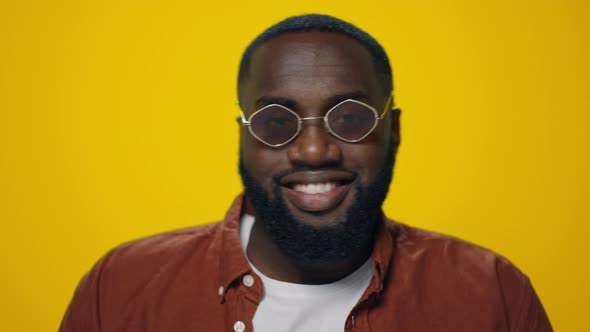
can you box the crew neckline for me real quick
[239,213,373,298]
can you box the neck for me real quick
[246,215,373,284]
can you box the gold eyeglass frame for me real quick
[240,93,397,148]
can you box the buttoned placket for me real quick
[219,271,263,332]
[344,258,387,331]
[223,273,379,332]
[345,289,384,331]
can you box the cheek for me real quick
[240,130,288,186]
[343,145,387,182]
[342,129,392,184]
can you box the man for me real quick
[60,14,552,331]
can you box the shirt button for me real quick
[242,274,254,287]
[233,320,246,332]
[218,285,224,296]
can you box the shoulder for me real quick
[60,222,225,331]
[86,222,224,305]
[383,222,549,330]
[98,221,222,280]
[105,222,221,267]
[389,221,526,282]
[384,221,533,305]
[386,222,551,331]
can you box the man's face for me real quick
[239,32,398,263]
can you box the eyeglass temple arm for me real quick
[379,92,398,119]
[240,112,250,125]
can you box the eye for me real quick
[263,115,295,129]
[251,106,299,131]
[331,111,373,125]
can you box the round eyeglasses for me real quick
[240,94,398,147]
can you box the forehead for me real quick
[243,32,381,106]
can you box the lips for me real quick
[280,170,355,212]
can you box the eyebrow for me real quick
[255,96,296,108]
[255,91,371,109]
[327,91,370,105]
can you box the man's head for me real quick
[238,14,400,265]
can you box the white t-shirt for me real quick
[239,214,373,332]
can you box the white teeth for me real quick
[293,182,337,194]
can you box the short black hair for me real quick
[237,14,393,102]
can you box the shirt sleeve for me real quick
[59,255,108,332]
[520,279,553,332]
[496,257,553,332]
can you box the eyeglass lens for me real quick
[326,101,377,141]
[249,106,300,146]
[249,101,377,146]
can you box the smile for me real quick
[280,171,355,212]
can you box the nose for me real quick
[287,119,342,167]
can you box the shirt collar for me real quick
[368,214,397,295]
[216,193,252,300]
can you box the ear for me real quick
[390,108,401,147]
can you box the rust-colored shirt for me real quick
[60,194,552,331]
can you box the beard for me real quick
[239,142,396,265]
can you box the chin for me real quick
[237,143,396,264]
[241,164,380,264]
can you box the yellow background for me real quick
[1,0,588,330]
